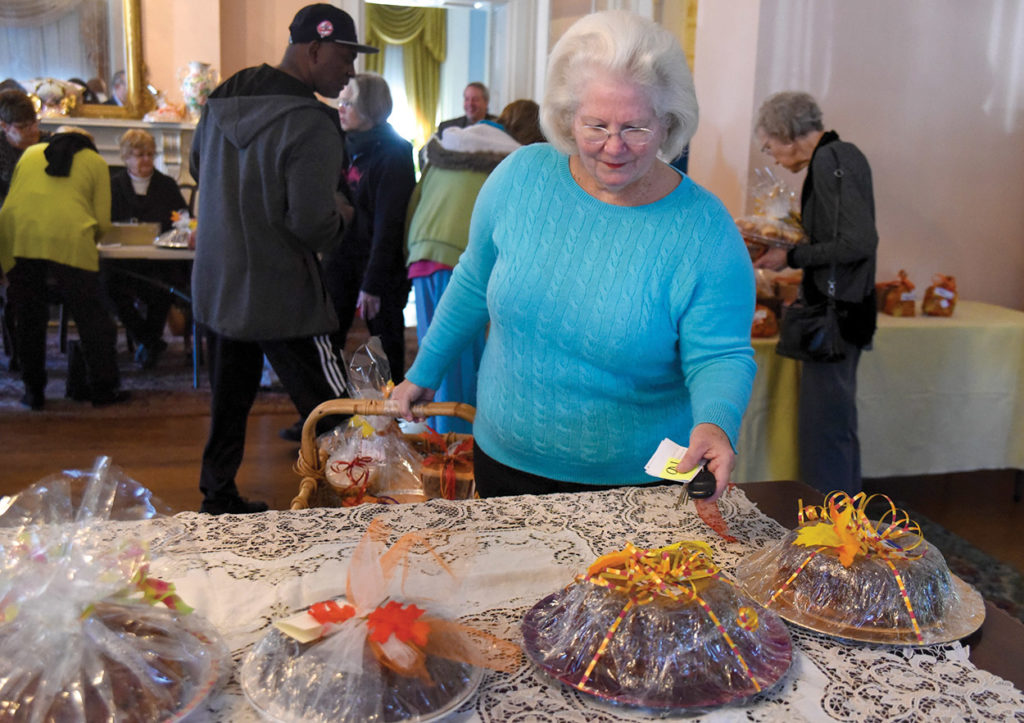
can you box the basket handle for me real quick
[297,398,475,466]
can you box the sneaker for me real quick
[278,419,304,442]
[200,495,269,515]
[92,390,132,407]
[20,389,44,411]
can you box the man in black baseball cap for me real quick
[188,4,377,515]
[289,3,379,54]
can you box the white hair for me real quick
[540,10,697,159]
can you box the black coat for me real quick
[789,131,879,347]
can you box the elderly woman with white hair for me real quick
[393,11,755,498]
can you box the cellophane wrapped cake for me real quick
[240,519,519,722]
[0,457,228,722]
[736,492,984,644]
[521,541,793,713]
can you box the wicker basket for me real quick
[291,399,476,510]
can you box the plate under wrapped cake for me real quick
[736,491,985,645]
[521,541,793,712]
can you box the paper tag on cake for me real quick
[275,598,357,643]
[274,610,329,643]
[644,438,701,482]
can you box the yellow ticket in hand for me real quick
[644,439,701,482]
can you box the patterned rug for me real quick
[0,330,293,418]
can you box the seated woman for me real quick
[0,127,126,409]
[104,129,189,369]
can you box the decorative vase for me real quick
[179,61,218,122]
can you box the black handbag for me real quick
[776,148,846,363]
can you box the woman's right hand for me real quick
[391,379,436,421]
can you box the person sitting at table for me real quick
[752,91,878,496]
[0,126,127,409]
[392,10,756,499]
[104,129,189,369]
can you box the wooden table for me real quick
[738,479,1024,690]
[737,300,1024,483]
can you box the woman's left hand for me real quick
[677,423,736,501]
[356,291,381,320]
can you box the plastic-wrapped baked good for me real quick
[521,541,792,713]
[736,492,985,644]
[240,519,519,722]
[0,457,228,722]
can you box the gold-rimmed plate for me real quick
[741,574,985,646]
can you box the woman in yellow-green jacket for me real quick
[0,129,125,410]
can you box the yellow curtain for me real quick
[364,5,446,153]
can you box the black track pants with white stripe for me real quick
[199,328,348,501]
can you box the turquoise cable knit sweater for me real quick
[407,144,756,485]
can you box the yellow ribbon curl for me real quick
[576,541,761,693]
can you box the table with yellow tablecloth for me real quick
[736,300,1024,482]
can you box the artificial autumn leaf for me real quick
[367,601,430,647]
[309,600,356,625]
[793,501,862,567]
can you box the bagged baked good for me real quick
[752,303,779,338]
[0,457,228,722]
[522,541,792,712]
[876,269,917,316]
[240,519,519,722]
[320,416,425,505]
[735,492,985,644]
[922,274,958,316]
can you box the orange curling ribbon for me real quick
[420,428,473,500]
[576,541,761,693]
[309,600,356,625]
[329,455,375,506]
[778,491,927,642]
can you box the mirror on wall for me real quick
[0,0,148,119]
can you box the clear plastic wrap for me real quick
[521,541,792,714]
[154,210,195,249]
[0,457,229,722]
[320,419,425,504]
[240,519,519,722]
[735,492,985,645]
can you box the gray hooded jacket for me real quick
[190,65,344,341]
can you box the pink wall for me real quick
[141,0,221,106]
[141,0,365,106]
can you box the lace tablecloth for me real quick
[149,485,1024,722]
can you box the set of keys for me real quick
[675,466,717,507]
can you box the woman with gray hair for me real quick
[753,91,878,496]
[393,11,755,498]
[323,73,416,387]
